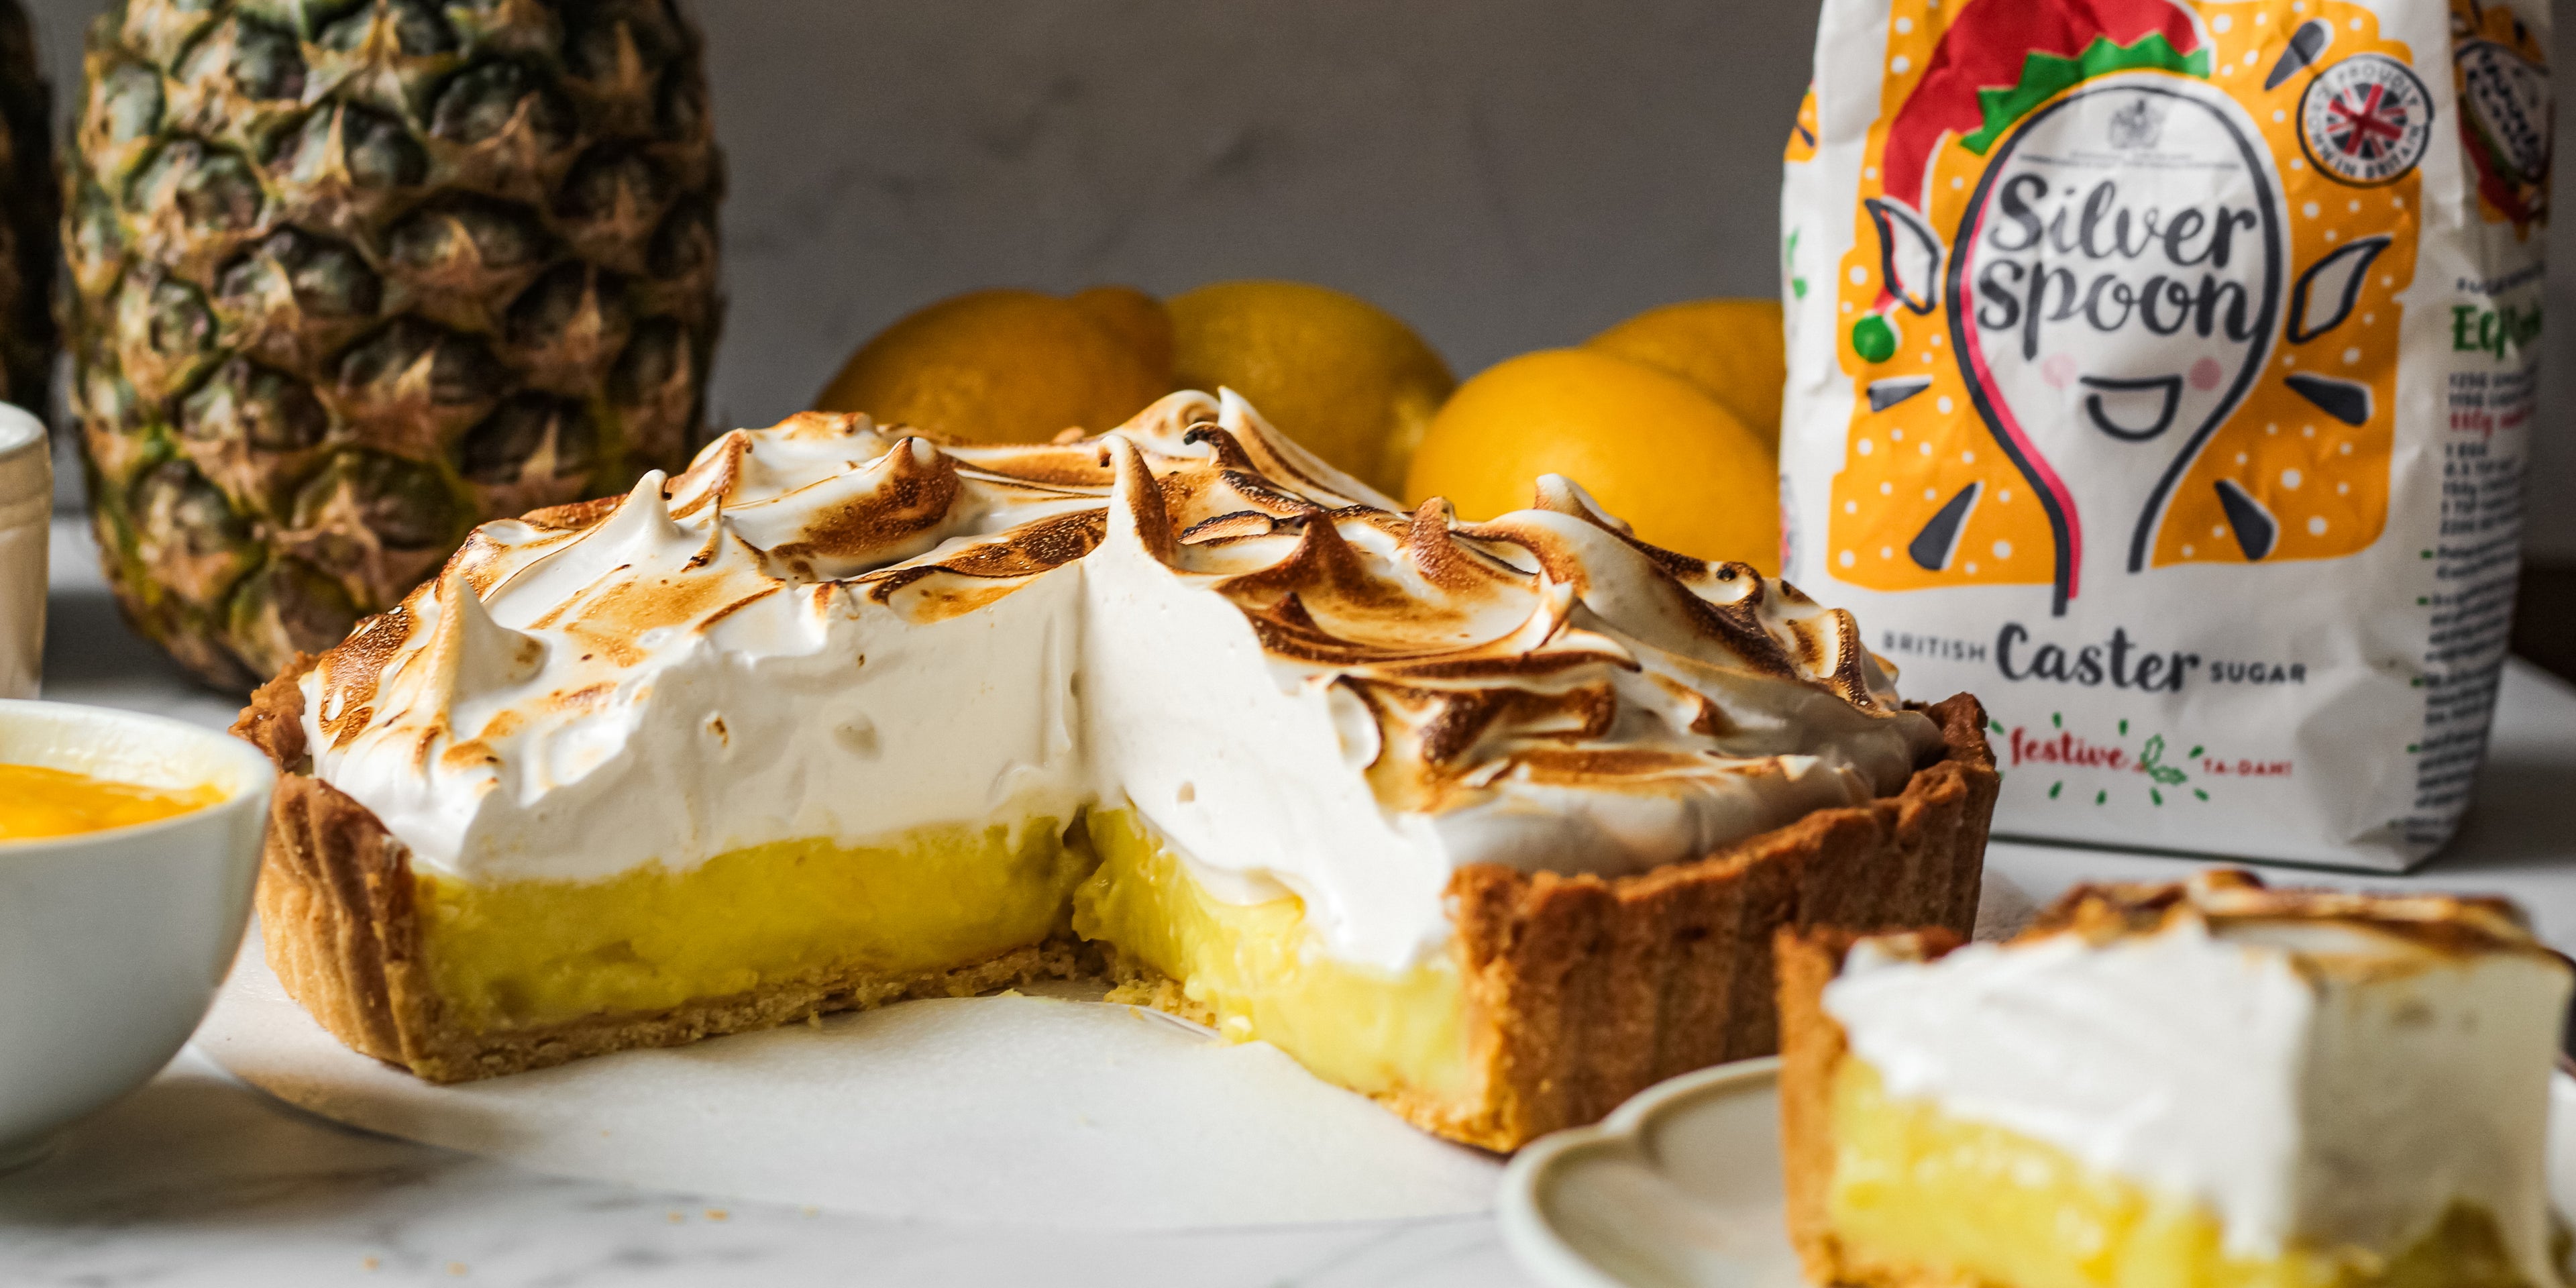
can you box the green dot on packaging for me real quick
[1851,314,1898,363]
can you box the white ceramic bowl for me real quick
[0,700,273,1169]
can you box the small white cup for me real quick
[0,700,274,1169]
[0,403,43,699]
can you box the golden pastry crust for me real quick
[237,659,1994,1146]
[1774,925,1970,1287]
[1428,690,1991,1150]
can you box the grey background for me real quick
[27,0,2576,558]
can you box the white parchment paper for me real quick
[195,932,1501,1229]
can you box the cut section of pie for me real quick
[234,390,1996,1149]
[1777,870,2573,1287]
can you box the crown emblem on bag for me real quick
[2107,97,2167,149]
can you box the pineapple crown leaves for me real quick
[1959,33,2211,156]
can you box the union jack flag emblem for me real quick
[2321,83,2414,162]
[2298,54,2433,186]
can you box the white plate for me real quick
[1498,1058,2576,1288]
[197,928,1502,1230]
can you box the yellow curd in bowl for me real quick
[0,763,223,841]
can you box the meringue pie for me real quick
[1777,871,2573,1288]
[235,390,1996,1148]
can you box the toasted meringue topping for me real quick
[305,390,1940,969]
[2027,867,2553,959]
[1826,871,2571,1279]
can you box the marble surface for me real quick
[11,515,2576,1285]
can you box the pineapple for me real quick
[0,0,54,411]
[64,0,723,690]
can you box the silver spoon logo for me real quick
[1943,74,2284,614]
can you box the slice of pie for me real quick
[233,390,1996,1150]
[1777,870,2573,1287]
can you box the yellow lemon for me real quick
[1585,299,1785,453]
[1067,284,1174,380]
[1404,348,1778,570]
[1167,280,1455,496]
[815,287,1172,443]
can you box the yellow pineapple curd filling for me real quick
[415,803,1474,1110]
[1071,808,1473,1106]
[1828,1057,2546,1288]
[418,817,1094,1032]
[0,763,223,839]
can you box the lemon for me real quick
[1067,284,1173,380]
[1404,348,1778,570]
[1167,280,1455,496]
[814,287,1172,443]
[1585,299,1785,452]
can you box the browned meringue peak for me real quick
[1460,476,1886,710]
[306,493,607,756]
[1116,389,1392,514]
[2029,869,2554,961]
[307,599,413,757]
[658,413,1112,586]
[1113,434,1580,670]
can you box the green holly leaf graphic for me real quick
[2138,734,2188,786]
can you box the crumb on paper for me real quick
[800,1205,820,1218]
[667,1212,685,1224]
[361,1256,379,1271]
[806,1012,823,1029]
[705,1208,729,1222]
[445,1263,468,1277]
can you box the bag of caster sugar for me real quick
[1780,0,2548,868]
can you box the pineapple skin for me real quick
[65,0,724,691]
